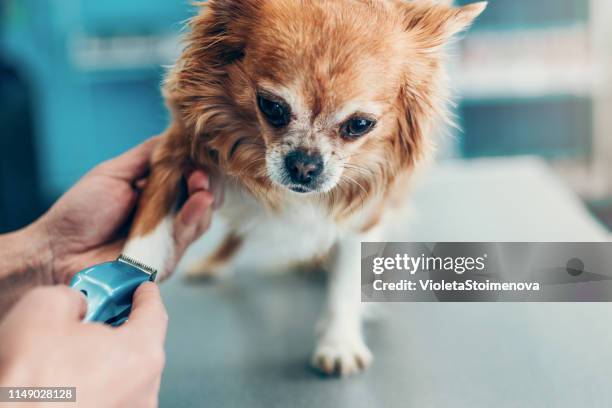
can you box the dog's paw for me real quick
[311,334,373,377]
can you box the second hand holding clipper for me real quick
[70,255,158,326]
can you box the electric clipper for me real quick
[69,255,157,326]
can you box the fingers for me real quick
[178,191,214,227]
[173,170,216,254]
[122,283,168,345]
[96,137,161,181]
[20,286,88,323]
[187,170,210,193]
[172,193,214,263]
[177,170,216,237]
[188,169,225,208]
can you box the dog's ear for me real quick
[391,1,485,168]
[401,1,487,49]
[393,87,432,169]
[163,0,260,131]
[188,0,262,66]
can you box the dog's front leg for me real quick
[312,228,379,376]
[123,130,189,280]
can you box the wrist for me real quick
[0,223,54,316]
[6,223,53,283]
[0,225,49,282]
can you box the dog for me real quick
[124,0,486,376]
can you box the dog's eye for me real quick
[257,95,290,128]
[341,118,376,139]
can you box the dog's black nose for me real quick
[284,149,324,186]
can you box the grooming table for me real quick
[160,157,610,408]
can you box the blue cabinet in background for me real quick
[2,0,196,199]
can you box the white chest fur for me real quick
[210,184,341,272]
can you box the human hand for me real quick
[0,283,167,408]
[29,137,220,285]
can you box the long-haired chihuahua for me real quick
[124,0,486,376]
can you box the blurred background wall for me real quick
[1,0,611,233]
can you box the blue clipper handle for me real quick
[70,256,157,326]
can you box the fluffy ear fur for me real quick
[163,0,262,166]
[392,1,486,170]
[187,0,262,66]
[401,1,487,49]
[163,0,261,116]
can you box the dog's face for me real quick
[250,2,410,194]
[167,0,485,202]
[257,74,387,194]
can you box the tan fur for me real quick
[183,231,244,279]
[130,0,485,243]
[129,124,189,236]
[209,232,243,263]
[125,0,485,377]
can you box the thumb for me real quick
[121,283,168,345]
[19,286,88,324]
[173,191,214,254]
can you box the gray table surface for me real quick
[160,157,611,408]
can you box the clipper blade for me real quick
[117,254,158,281]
